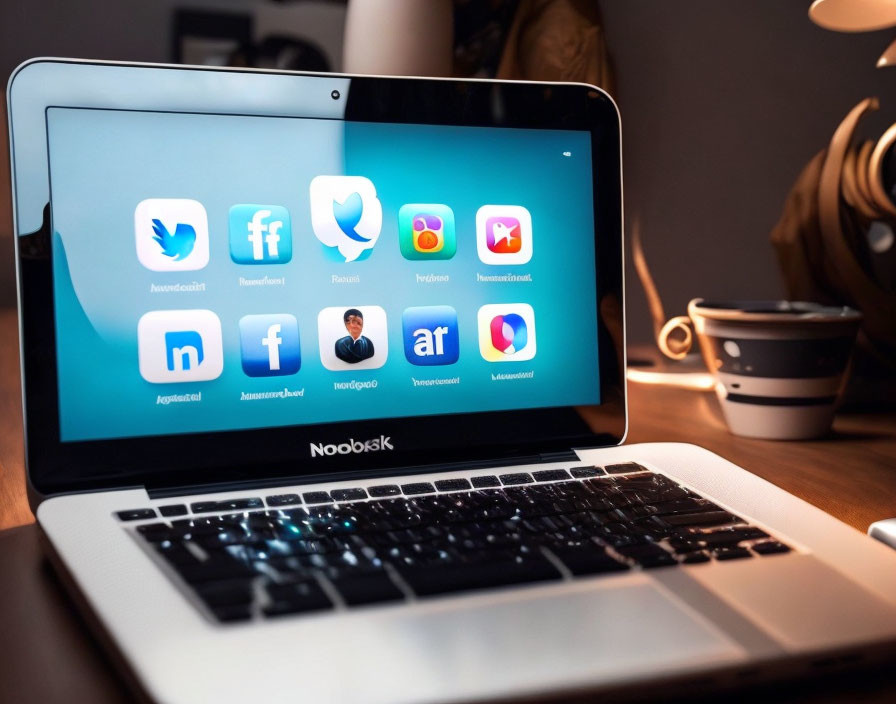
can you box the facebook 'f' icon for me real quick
[239,314,301,377]
[229,205,292,264]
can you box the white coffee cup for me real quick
[684,299,862,440]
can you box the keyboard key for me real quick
[209,604,252,622]
[266,494,301,507]
[116,508,157,521]
[369,484,401,497]
[499,473,534,486]
[136,522,176,542]
[532,469,572,482]
[180,561,258,585]
[194,579,254,607]
[649,499,719,516]
[303,492,333,505]
[435,478,473,492]
[550,545,629,576]
[263,579,333,617]
[752,541,791,555]
[402,482,436,495]
[327,570,405,606]
[660,511,740,528]
[471,475,500,488]
[680,551,711,564]
[398,553,561,597]
[604,462,648,475]
[191,498,263,513]
[331,488,368,502]
[158,504,188,517]
[616,543,678,568]
[713,547,753,561]
[689,527,769,547]
[570,466,606,479]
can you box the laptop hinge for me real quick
[538,450,579,463]
[145,451,582,500]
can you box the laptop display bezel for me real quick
[8,60,625,499]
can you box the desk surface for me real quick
[1,307,895,702]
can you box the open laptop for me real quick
[7,59,896,703]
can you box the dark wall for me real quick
[2,0,894,347]
[599,0,895,343]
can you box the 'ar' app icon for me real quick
[135,199,209,271]
[402,306,459,366]
[239,314,301,377]
[229,205,292,264]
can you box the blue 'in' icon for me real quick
[165,330,204,372]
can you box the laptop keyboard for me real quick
[128,464,792,623]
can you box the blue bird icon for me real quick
[151,219,197,260]
[332,192,370,243]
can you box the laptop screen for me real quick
[45,107,599,443]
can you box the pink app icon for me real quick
[485,216,523,254]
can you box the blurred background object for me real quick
[765,2,896,406]
[809,0,896,32]
[343,0,453,76]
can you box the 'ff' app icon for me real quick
[398,204,456,260]
[239,314,301,377]
[229,205,292,264]
[402,306,459,366]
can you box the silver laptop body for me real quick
[9,59,896,704]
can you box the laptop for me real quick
[7,59,896,703]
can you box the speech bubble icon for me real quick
[309,176,383,262]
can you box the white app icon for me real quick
[137,310,224,383]
[317,305,388,371]
[135,198,210,272]
[309,176,383,262]
[477,303,537,363]
[476,205,533,266]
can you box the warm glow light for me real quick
[627,368,716,391]
[809,0,896,32]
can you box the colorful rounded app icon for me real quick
[137,309,223,383]
[317,305,388,371]
[309,176,382,262]
[398,204,456,260]
[229,205,292,264]
[239,314,301,377]
[402,306,459,366]
[476,205,533,265]
[135,198,209,271]
[477,303,536,362]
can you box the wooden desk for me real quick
[0,306,894,702]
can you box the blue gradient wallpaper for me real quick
[46,108,598,441]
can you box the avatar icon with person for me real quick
[334,308,376,364]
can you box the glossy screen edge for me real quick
[8,59,626,500]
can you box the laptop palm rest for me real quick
[207,575,745,703]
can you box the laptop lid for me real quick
[7,59,624,500]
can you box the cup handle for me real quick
[657,315,694,360]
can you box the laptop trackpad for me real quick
[369,576,745,698]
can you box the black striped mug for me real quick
[685,300,862,439]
